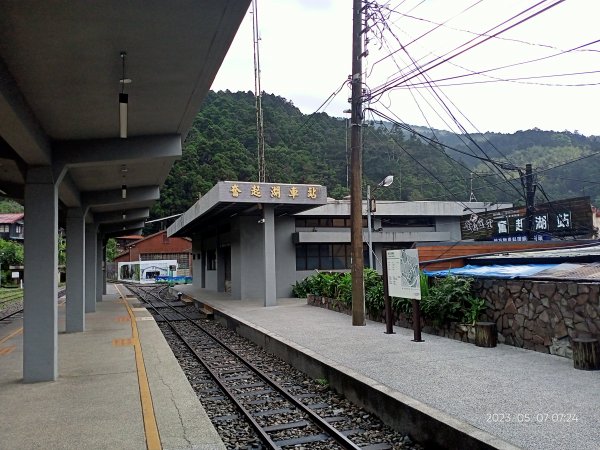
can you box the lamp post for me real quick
[367,175,394,270]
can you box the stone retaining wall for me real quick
[473,279,600,358]
[307,278,600,359]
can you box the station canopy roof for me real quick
[0,1,250,232]
[168,181,328,237]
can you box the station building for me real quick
[168,181,511,301]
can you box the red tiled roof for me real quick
[0,213,24,223]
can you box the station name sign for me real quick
[218,181,327,205]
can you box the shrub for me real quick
[294,270,485,328]
[420,276,485,327]
[336,273,352,306]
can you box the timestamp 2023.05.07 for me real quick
[486,413,579,423]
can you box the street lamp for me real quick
[367,175,394,269]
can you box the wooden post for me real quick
[475,322,497,347]
[572,338,600,370]
[382,250,394,334]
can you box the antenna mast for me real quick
[469,172,477,202]
[252,0,266,182]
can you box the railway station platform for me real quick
[174,284,600,450]
[0,284,225,450]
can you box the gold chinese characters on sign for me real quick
[270,186,281,199]
[288,186,299,199]
[250,184,262,198]
[230,184,241,198]
[227,183,319,201]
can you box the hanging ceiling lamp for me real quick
[119,51,131,138]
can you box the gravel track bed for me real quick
[0,288,64,322]
[0,298,23,321]
[142,287,424,450]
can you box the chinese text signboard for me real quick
[460,197,592,241]
[386,249,421,300]
[219,181,327,205]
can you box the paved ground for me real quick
[177,285,600,450]
[0,285,225,450]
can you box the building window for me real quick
[15,224,23,234]
[295,217,367,229]
[381,217,435,227]
[0,224,9,233]
[296,244,352,270]
[206,250,217,271]
[140,253,190,269]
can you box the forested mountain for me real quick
[150,90,600,226]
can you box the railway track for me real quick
[0,288,66,322]
[126,284,420,450]
[0,308,23,322]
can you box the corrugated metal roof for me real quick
[471,243,600,260]
[534,262,600,281]
[0,213,24,223]
[425,262,600,281]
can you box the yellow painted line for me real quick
[0,327,22,346]
[114,284,162,450]
[0,345,15,356]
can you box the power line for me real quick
[387,40,600,89]
[367,107,527,200]
[392,70,600,89]
[389,8,600,57]
[367,0,485,77]
[364,8,533,199]
[362,110,518,213]
[369,0,566,99]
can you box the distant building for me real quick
[113,235,143,254]
[0,213,24,241]
[113,230,192,276]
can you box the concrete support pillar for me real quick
[201,250,206,289]
[217,247,226,292]
[262,205,276,307]
[66,208,85,332]
[96,236,103,301]
[85,223,97,313]
[23,167,58,382]
[102,240,107,295]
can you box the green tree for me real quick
[0,239,24,284]
[150,90,600,220]
[106,238,118,262]
[0,199,23,213]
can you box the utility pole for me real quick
[525,163,535,240]
[350,0,365,326]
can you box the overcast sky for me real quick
[211,0,600,136]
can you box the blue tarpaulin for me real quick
[423,264,558,279]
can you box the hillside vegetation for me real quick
[150,91,600,224]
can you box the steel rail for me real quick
[0,308,23,322]
[131,285,362,450]
[128,285,280,449]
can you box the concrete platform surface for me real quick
[175,284,600,450]
[0,284,225,450]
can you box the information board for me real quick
[386,249,421,299]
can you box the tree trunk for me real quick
[475,322,497,348]
[572,338,600,370]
